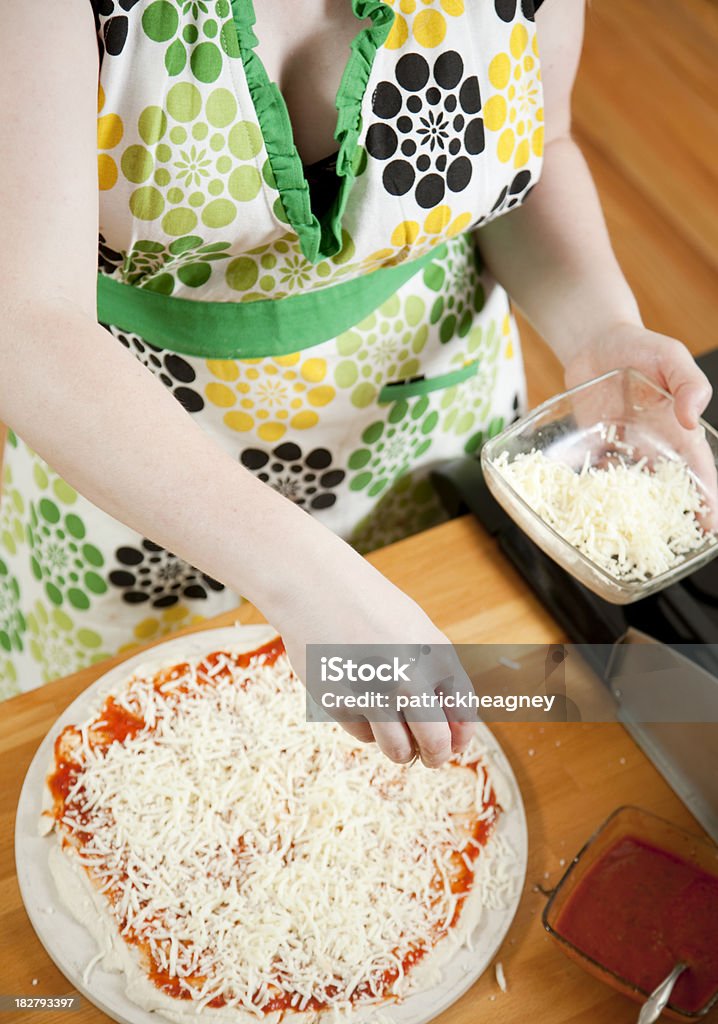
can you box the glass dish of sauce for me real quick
[543,806,718,1020]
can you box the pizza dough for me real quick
[41,630,520,1023]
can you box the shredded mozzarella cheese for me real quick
[494,448,710,581]
[48,645,512,1015]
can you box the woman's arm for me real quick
[476,0,712,429]
[0,0,471,766]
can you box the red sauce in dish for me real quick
[555,835,718,1014]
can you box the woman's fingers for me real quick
[651,344,718,526]
[433,667,478,754]
[289,621,475,768]
[677,426,718,531]
[448,718,477,755]
[371,719,417,764]
[345,716,458,768]
[657,340,712,430]
[399,646,475,766]
[567,331,718,531]
[341,719,376,744]
[404,718,453,768]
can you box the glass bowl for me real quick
[542,806,718,1021]
[481,368,718,604]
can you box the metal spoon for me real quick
[637,962,687,1024]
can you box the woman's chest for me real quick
[95,0,544,288]
[251,0,372,164]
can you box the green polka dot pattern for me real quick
[28,498,107,612]
[26,601,109,682]
[440,316,504,437]
[347,396,439,498]
[122,86,265,238]
[116,236,233,295]
[0,658,20,700]
[224,229,357,301]
[140,0,239,81]
[0,466,27,655]
[423,236,486,346]
[0,559,24,655]
[350,472,448,555]
[334,291,429,408]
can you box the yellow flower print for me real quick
[384,8,409,50]
[97,84,123,191]
[383,0,464,50]
[118,603,207,655]
[363,206,473,269]
[205,354,336,442]
[484,25,543,169]
[502,312,514,358]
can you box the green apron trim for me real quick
[229,0,394,266]
[96,248,438,359]
[377,360,480,404]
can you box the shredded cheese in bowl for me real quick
[493,449,709,582]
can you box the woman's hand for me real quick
[564,323,712,430]
[563,323,718,529]
[269,533,477,769]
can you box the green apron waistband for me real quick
[96,248,438,360]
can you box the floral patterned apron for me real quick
[0,0,544,696]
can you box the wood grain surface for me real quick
[2,516,716,1024]
[521,0,718,406]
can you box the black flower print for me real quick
[488,170,535,217]
[418,109,450,152]
[367,51,485,209]
[98,233,124,275]
[92,0,141,59]
[240,443,345,511]
[105,326,205,414]
[472,171,535,231]
[108,539,224,608]
[494,0,537,22]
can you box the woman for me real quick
[0,0,711,765]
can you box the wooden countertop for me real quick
[1,516,714,1024]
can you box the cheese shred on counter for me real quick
[495,449,708,581]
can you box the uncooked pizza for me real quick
[41,632,519,1023]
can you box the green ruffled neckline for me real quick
[230,0,394,265]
